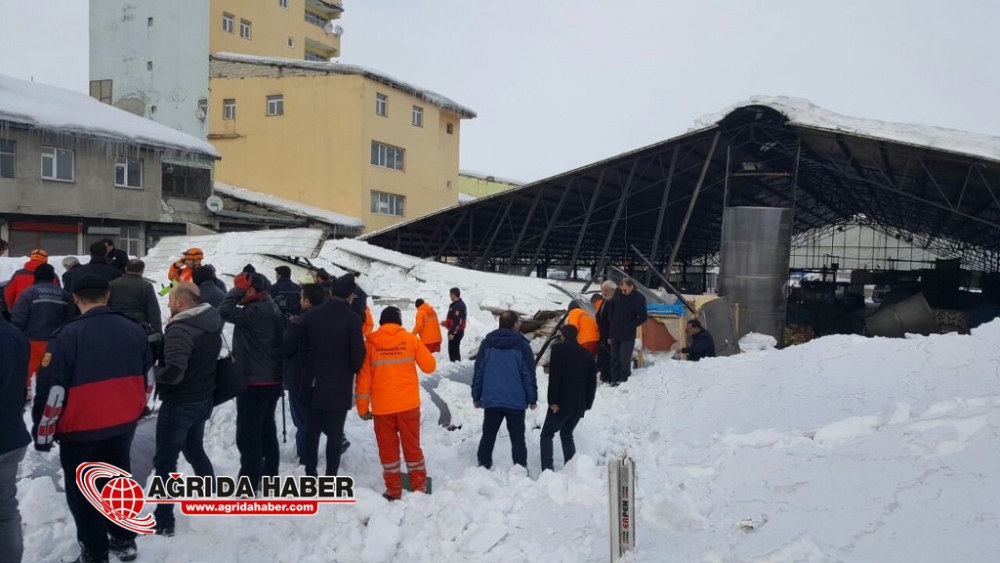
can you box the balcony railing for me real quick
[305,11,328,29]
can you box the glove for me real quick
[234,273,252,292]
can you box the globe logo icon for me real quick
[101,477,145,520]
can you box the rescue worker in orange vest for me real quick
[356,306,436,501]
[411,299,443,353]
[566,301,601,357]
[167,248,204,284]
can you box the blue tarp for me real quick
[647,303,687,316]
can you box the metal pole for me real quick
[433,208,470,261]
[723,143,731,208]
[475,198,514,270]
[790,138,801,235]
[666,131,721,274]
[569,169,609,277]
[630,244,696,314]
[507,187,546,268]
[594,157,642,276]
[646,148,679,286]
[526,178,574,273]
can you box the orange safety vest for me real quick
[567,307,600,344]
[356,324,436,416]
[412,303,443,345]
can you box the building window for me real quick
[267,95,284,116]
[279,0,288,7]
[162,164,212,200]
[89,79,112,104]
[376,93,387,117]
[240,19,252,39]
[147,61,153,71]
[197,98,208,119]
[223,99,236,120]
[147,17,154,26]
[412,106,423,127]
[41,147,74,182]
[288,36,295,48]
[305,11,328,29]
[115,156,143,189]
[304,50,327,61]
[0,140,15,179]
[223,13,234,33]
[120,226,141,257]
[371,141,404,171]
[446,123,454,135]
[371,191,405,217]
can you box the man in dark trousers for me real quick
[445,287,467,362]
[606,277,647,386]
[101,239,129,272]
[109,259,162,334]
[32,275,153,563]
[65,242,123,292]
[595,281,616,382]
[681,319,717,361]
[285,276,365,476]
[11,263,72,400]
[540,325,597,472]
[282,283,326,465]
[152,282,223,537]
[0,315,29,563]
[472,311,538,469]
[218,272,286,493]
[269,266,302,317]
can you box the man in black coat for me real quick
[606,277,647,386]
[269,266,302,317]
[681,319,717,361]
[64,241,123,292]
[101,238,130,272]
[0,316,29,563]
[218,272,286,492]
[281,282,325,464]
[595,281,616,382]
[284,276,365,476]
[109,259,162,334]
[152,283,223,536]
[191,267,225,308]
[540,325,597,472]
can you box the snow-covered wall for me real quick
[90,0,211,140]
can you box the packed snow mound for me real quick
[0,73,218,157]
[694,95,1000,164]
[739,332,778,352]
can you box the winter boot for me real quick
[109,537,137,562]
[382,492,400,502]
[154,522,176,537]
[341,437,351,454]
[66,544,108,563]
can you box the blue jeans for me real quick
[153,399,214,527]
[287,392,307,460]
[477,408,526,469]
[0,446,25,563]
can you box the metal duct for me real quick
[718,206,793,342]
[865,292,939,338]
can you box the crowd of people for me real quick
[0,239,715,563]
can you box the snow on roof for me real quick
[212,53,477,119]
[458,193,478,203]
[459,170,523,186]
[0,73,218,158]
[695,95,1000,164]
[214,182,363,229]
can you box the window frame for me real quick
[287,36,295,49]
[370,190,405,217]
[114,156,143,189]
[223,13,235,33]
[279,0,289,7]
[0,139,15,179]
[90,79,112,104]
[370,141,405,171]
[40,147,74,182]
[267,95,284,116]
[446,122,454,135]
[223,98,237,120]
[412,105,423,127]
[375,93,388,117]
[240,19,252,39]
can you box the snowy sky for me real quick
[1,1,999,183]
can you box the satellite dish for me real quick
[206,195,224,213]
[333,25,344,37]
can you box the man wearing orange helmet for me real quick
[168,248,204,284]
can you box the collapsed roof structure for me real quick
[363,97,1000,277]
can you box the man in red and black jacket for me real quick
[4,249,59,309]
[444,287,467,362]
[31,275,153,563]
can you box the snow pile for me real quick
[693,95,1000,164]
[13,241,1000,561]
[739,332,778,352]
[0,73,218,157]
[214,182,364,228]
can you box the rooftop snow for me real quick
[0,73,218,158]
[214,182,364,229]
[695,95,1000,164]
[212,53,477,119]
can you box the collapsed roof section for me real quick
[364,97,1000,274]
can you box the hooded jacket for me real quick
[356,323,436,416]
[218,289,285,386]
[412,303,442,345]
[5,259,59,308]
[109,273,162,333]
[11,281,73,340]
[156,304,224,404]
[472,328,538,411]
[607,289,648,342]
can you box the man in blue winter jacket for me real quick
[472,311,538,469]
